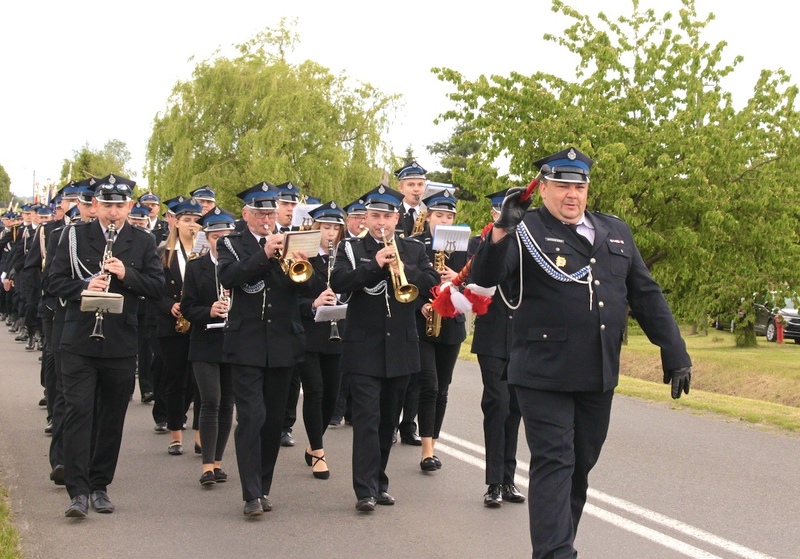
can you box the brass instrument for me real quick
[426,250,446,337]
[175,232,199,333]
[90,223,116,340]
[263,224,313,283]
[380,227,418,303]
[327,240,341,341]
[411,209,427,235]
[218,283,230,328]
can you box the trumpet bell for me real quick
[288,260,313,283]
[394,284,419,303]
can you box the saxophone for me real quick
[411,209,427,235]
[175,234,198,333]
[425,250,446,337]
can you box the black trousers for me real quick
[297,352,341,450]
[136,312,154,395]
[398,372,419,438]
[159,335,194,432]
[478,354,522,486]
[41,317,56,420]
[47,317,65,469]
[192,361,234,464]
[282,366,300,432]
[417,341,460,439]
[331,372,352,423]
[349,373,409,499]
[515,386,614,559]
[231,365,293,502]
[149,324,167,424]
[60,350,135,499]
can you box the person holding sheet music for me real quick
[180,207,236,487]
[410,189,468,472]
[296,201,347,480]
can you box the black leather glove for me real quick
[493,186,532,234]
[663,366,691,399]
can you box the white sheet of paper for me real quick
[432,225,471,252]
[314,304,348,322]
[192,231,211,255]
[283,230,322,257]
[291,203,321,229]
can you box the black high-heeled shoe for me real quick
[311,455,330,480]
[304,449,313,467]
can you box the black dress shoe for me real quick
[259,495,272,512]
[194,442,202,454]
[420,457,437,472]
[243,499,263,516]
[168,441,183,455]
[38,397,47,407]
[65,495,89,518]
[376,491,395,506]
[50,465,65,485]
[400,432,422,446]
[154,422,168,433]
[280,430,295,447]
[502,484,526,503]
[141,392,154,403]
[90,490,115,513]
[44,421,53,434]
[484,484,503,508]
[214,468,228,483]
[432,455,442,469]
[199,471,216,486]
[355,497,376,512]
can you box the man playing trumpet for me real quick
[330,184,440,512]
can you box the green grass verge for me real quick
[0,479,22,559]
[462,327,800,434]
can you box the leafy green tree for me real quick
[433,0,800,346]
[146,21,398,213]
[0,163,10,204]
[59,139,133,184]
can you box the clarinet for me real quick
[90,223,116,340]
[327,240,341,342]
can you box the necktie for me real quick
[408,208,416,220]
[566,223,592,251]
[279,227,289,234]
[259,237,267,248]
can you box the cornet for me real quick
[380,227,418,303]
[263,224,313,283]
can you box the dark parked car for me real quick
[753,294,800,342]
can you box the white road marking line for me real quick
[436,433,778,559]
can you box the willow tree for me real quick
[59,140,134,183]
[146,23,398,212]
[433,0,800,346]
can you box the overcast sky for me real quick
[1,0,797,197]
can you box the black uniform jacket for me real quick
[298,253,344,355]
[216,228,306,368]
[410,230,467,346]
[181,252,226,363]
[330,233,440,378]
[46,220,164,358]
[467,235,517,360]
[471,207,691,392]
[153,246,190,338]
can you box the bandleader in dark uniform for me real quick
[47,174,164,518]
[471,147,692,559]
[330,185,440,512]
[216,182,306,516]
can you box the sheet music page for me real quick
[314,304,348,322]
[432,225,471,252]
[283,230,322,257]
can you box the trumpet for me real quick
[90,223,116,340]
[327,240,341,341]
[380,227,418,303]
[263,225,313,283]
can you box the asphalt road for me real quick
[1,328,799,559]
